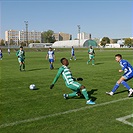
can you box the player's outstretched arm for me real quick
[50,67,63,89]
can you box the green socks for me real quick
[67,89,89,100]
[88,60,90,63]
[81,89,89,100]
[68,92,78,97]
[92,59,94,65]
[20,64,25,70]
[20,64,22,70]
[87,60,94,65]
[23,64,25,69]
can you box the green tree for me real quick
[100,37,110,47]
[42,30,55,43]
[29,40,34,43]
[0,39,5,46]
[35,40,40,43]
[10,39,14,45]
[124,38,133,47]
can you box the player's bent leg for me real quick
[121,80,131,90]
[68,92,78,98]
[106,82,120,96]
[65,82,81,99]
[121,76,133,96]
[80,86,89,100]
[106,76,133,96]
[63,91,81,99]
[80,86,95,105]
[106,77,124,95]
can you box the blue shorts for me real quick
[49,59,54,63]
[0,53,3,57]
[123,72,133,81]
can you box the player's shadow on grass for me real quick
[88,89,98,101]
[27,68,48,71]
[78,89,98,101]
[114,90,128,95]
[95,62,104,65]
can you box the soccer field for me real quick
[0,48,133,133]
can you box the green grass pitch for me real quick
[0,48,133,133]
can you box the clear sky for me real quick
[0,0,132,39]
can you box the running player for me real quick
[106,54,133,97]
[8,48,10,55]
[70,46,76,60]
[0,48,3,60]
[50,58,95,105]
[16,46,25,71]
[46,47,55,69]
[87,46,95,65]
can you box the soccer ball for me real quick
[29,84,36,90]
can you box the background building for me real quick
[52,39,97,48]
[77,32,91,40]
[5,30,19,45]
[53,32,72,41]
[5,30,41,45]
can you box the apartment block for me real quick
[5,30,41,45]
[77,32,91,40]
[54,32,72,41]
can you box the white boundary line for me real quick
[0,97,132,128]
[116,114,133,127]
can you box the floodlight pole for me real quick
[77,25,80,47]
[24,21,28,47]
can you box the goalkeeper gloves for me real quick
[50,84,54,89]
[77,78,83,81]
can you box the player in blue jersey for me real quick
[0,48,3,60]
[106,54,133,97]
[46,47,55,69]
[70,46,76,60]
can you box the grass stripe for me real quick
[0,97,132,128]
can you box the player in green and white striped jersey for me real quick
[87,46,95,65]
[16,46,25,71]
[50,58,95,105]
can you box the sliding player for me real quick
[106,54,133,97]
[50,58,95,105]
